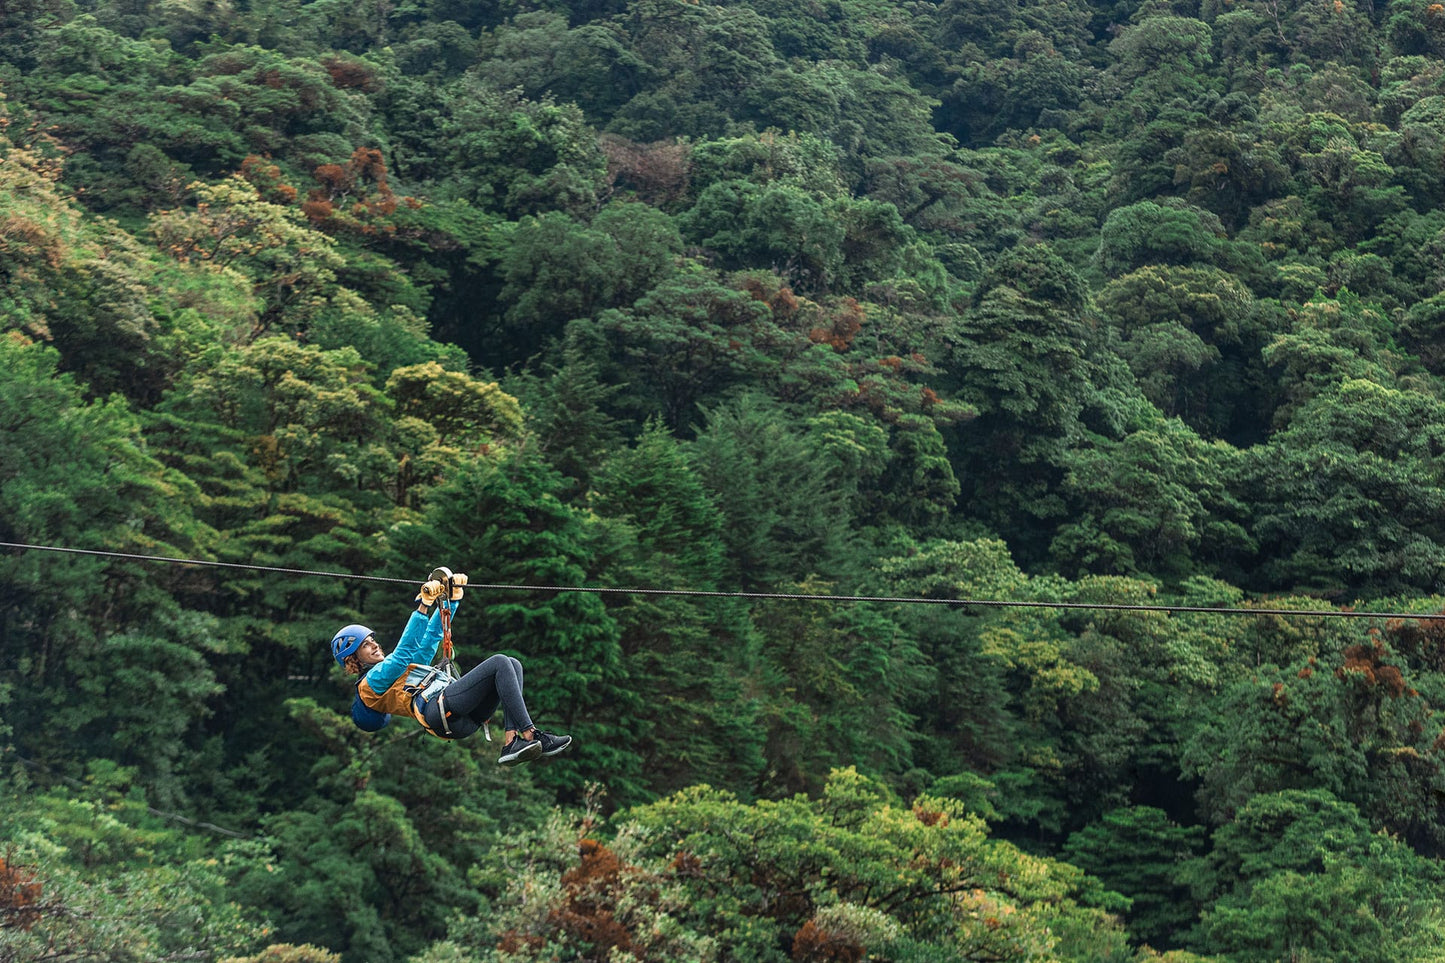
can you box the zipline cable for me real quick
[2,539,1443,621]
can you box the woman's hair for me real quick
[343,654,366,675]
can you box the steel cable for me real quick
[2,539,1441,620]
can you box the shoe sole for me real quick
[540,736,572,758]
[498,741,544,766]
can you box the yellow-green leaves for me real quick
[152,176,346,336]
[386,361,524,447]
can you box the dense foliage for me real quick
[7,0,1445,958]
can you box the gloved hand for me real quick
[427,566,467,601]
[417,579,445,605]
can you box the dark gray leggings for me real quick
[420,654,534,739]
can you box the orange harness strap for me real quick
[440,602,454,664]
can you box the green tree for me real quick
[688,129,844,200]
[1101,13,1219,200]
[691,395,859,590]
[594,269,777,429]
[1096,265,1268,437]
[1238,377,1445,597]
[1296,126,1407,243]
[505,321,625,493]
[1096,200,1242,278]
[0,779,267,963]
[439,79,607,217]
[436,769,1138,961]
[618,769,1132,961]
[151,176,349,336]
[680,179,847,294]
[0,335,215,787]
[1062,807,1206,947]
[1164,123,1289,228]
[1180,637,1443,846]
[1050,417,1248,582]
[745,60,952,166]
[876,539,1027,804]
[471,12,641,120]
[1183,790,1445,961]
[751,584,930,795]
[1262,289,1404,423]
[0,136,197,402]
[231,784,474,963]
[945,244,1107,563]
[164,336,392,496]
[497,203,682,357]
[587,422,766,797]
[603,0,781,142]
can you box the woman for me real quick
[330,571,572,766]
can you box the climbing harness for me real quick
[408,662,459,738]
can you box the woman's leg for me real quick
[504,657,524,731]
[438,653,534,733]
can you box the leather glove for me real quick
[427,566,467,601]
[417,579,445,605]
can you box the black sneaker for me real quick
[498,734,543,767]
[532,729,573,757]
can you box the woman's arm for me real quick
[363,598,459,691]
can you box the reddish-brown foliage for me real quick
[740,276,768,300]
[1338,641,1408,697]
[912,805,948,827]
[671,850,704,877]
[740,276,804,323]
[792,919,865,963]
[313,164,349,192]
[322,55,380,92]
[495,930,546,955]
[771,285,800,320]
[546,839,634,958]
[0,216,63,267]
[600,134,692,206]
[0,855,43,931]
[302,147,415,232]
[1384,613,1445,672]
[240,155,299,204]
[350,147,387,183]
[809,298,864,350]
[564,838,622,886]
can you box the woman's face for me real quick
[357,637,385,663]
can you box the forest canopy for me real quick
[7,0,1445,959]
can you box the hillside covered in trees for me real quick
[7,0,1445,958]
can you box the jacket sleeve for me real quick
[363,599,460,692]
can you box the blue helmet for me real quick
[331,624,373,665]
